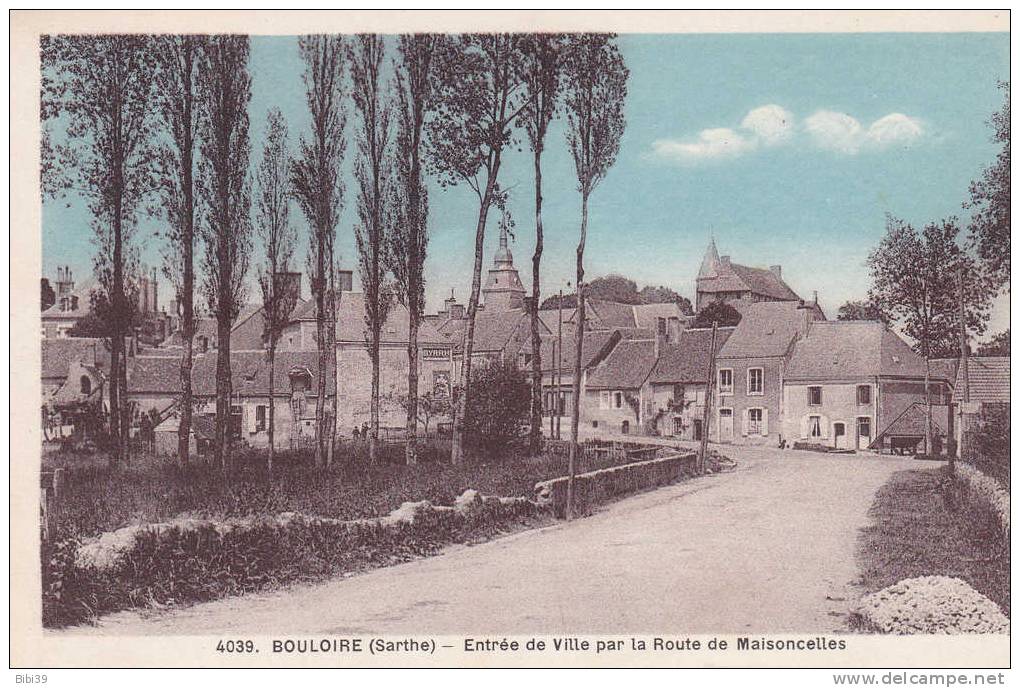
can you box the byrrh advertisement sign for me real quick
[422,346,450,361]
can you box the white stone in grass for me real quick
[384,500,435,526]
[857,576,1009,635]
[454,489,483,515]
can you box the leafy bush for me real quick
[462,359,531,453]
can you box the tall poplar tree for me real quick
[428,33,527,464]
[387,34,442,465]
[154,34,202,465]
[562,34,628,517]
[292,35,347,468]
[197,35,253,472]
[43,35,158,467]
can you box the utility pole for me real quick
[556,287,563,440]
[956,265,970,472]
[697,321,719,474]
[548,339,556,438]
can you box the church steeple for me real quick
[482,225,526,312]
[698,237,721,279]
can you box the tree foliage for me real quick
[256,108,298,472]
[965,81,1010,291]
[462,358,531,452]
[692,300,742,329]
[41,278,56,311]
[868,215,990,360]
[977,329,1010,356]
[837,299,891,325]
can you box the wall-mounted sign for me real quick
[422,346,449,361]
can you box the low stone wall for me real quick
[955,462,1010,546]
[534,451,698,518]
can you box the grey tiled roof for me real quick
[585,339,657,390]
[953,356,1010,403]
[785,321,931,381]
[648,327,734,384]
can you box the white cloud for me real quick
[653,105,924,162]
[865,113,924,148]
[805,110,864,154]
[805,110,924,154]
[740,104,794,146]
[652,127,755,161]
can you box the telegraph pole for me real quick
[698,321,719,474]
[556,287,563,440]
[956,265,970,471]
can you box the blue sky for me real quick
[42,32,1010,333]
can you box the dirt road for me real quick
[67,448,928,635]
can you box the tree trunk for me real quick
[267,341,276,474]
[327,290,337,468]
[924,355,933,456]
[406,304,420,465]
[528,147,544,456]
[567,191,590,521]
[176,102,195,467]
[215,317,232,472]
[314,295,327,468]
[451,172,499,465]
[108,341,122,468]
[370,335,380,463]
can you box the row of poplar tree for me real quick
[40,33,629,473]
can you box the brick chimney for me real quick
[654,316,668,359]
[720,255,731,267]
[449,303,465,319]
[770,265,782,279]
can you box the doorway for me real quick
[857,417,872,450]
[719,408,734,442]
[833,422,846,449]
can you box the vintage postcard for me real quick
[9,10,1012,672]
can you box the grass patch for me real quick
[41,444,647,628]
[856,467,1010,617]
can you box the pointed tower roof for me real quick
[493,224,513,267]
[698,238,721,278]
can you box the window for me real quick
[747,368,764,395]
[857,417,872,439]
[718,369,733,395]
[599,391,611,409]
[809,415,822,438]
[255,405,267,432]
[808,386,822,406]
[748,408,764,435]
[229,405,243,439]
[613,391,623,409]
[621,420,630,434]
[857,385,871,406]
[592,420,599,429]
[79,375,91,395]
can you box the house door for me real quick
[719,409,734,442]
[833,422,847,449]
[856,417,872,450]
[692,419,703,441]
